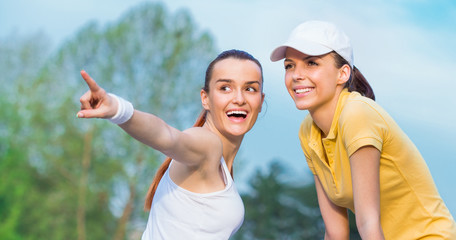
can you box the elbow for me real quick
[355,217,384,239]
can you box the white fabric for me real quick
[108,93,134,125]
[142,158,244,240]
[270,20,353,67]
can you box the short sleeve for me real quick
[339,99,388,157]
[298,117,316,175]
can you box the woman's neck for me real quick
[309,88,344,138]
[203,119,243,171]
[221,137,241,170]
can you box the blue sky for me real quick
[2,0,455,215]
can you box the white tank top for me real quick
[141,158,244,240]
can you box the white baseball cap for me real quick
[270,20,353,67]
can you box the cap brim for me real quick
[270,46,288,62]
[270,40,333,62]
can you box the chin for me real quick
[226,127,250,138]
[230,130,248,137]
[295,103,309,111]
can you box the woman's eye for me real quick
[284,64,293,70]
[308,61,318,66]
[221,86,231,91]
[246,87,257,92]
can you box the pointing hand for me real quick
[77,70,117,119]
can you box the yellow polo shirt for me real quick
[299,89,456,239]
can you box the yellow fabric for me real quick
[299,89,456,239]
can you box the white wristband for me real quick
[108,93,134,125]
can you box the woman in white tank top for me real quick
[77,49,265,239]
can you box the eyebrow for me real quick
[245,80,261,85]
[215,79,232,84]
[215,79,261,85]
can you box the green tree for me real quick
[0,32,55,240]
[0,2,217,239]
[234,160,361,239]
[234,161,324,239]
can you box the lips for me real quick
[226,110,248,119]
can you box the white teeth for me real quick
[227,110,247,116]
[295,88,312,94]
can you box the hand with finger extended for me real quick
[77,70,118,119]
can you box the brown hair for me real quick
[330,51,375,100]
[203,49,264,92]
[144,49,263,210]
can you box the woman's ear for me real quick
[201,89,210,110]
[260,93,265,112]
[337,64,351,85]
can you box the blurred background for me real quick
[1,0,455,239]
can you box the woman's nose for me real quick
[292,64,306,81]
[233,90,246,105]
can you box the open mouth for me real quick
[226,110,247,119]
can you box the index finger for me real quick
[80,70,101,92]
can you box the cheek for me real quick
[284,75,295,97]
[206,94,224,110]
[248,95,263,107]
[284,73,292,87]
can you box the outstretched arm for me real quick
[117,110,217,166]
[349,146,385,239]
[77,70,216,166]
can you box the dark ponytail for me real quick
[330,52,375,100]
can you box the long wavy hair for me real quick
[144,49,263,210]
[330,51,375,100]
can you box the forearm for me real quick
[323,218,349,240]
[118,110,177,152]
[356,218,384,240]
[324,231,349,240]
[77,72,187,158]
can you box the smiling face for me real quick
[201,58,264,139]
[284,48,350,115]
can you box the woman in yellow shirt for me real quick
[270,20,456,239]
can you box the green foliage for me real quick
[233,161,361,239]
[234,161,325,239]
[0,2,217,239]
[0,31,53,240]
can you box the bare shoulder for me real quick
[180,126,223,159]
[170,127,225,191]
[183,127,221,143]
